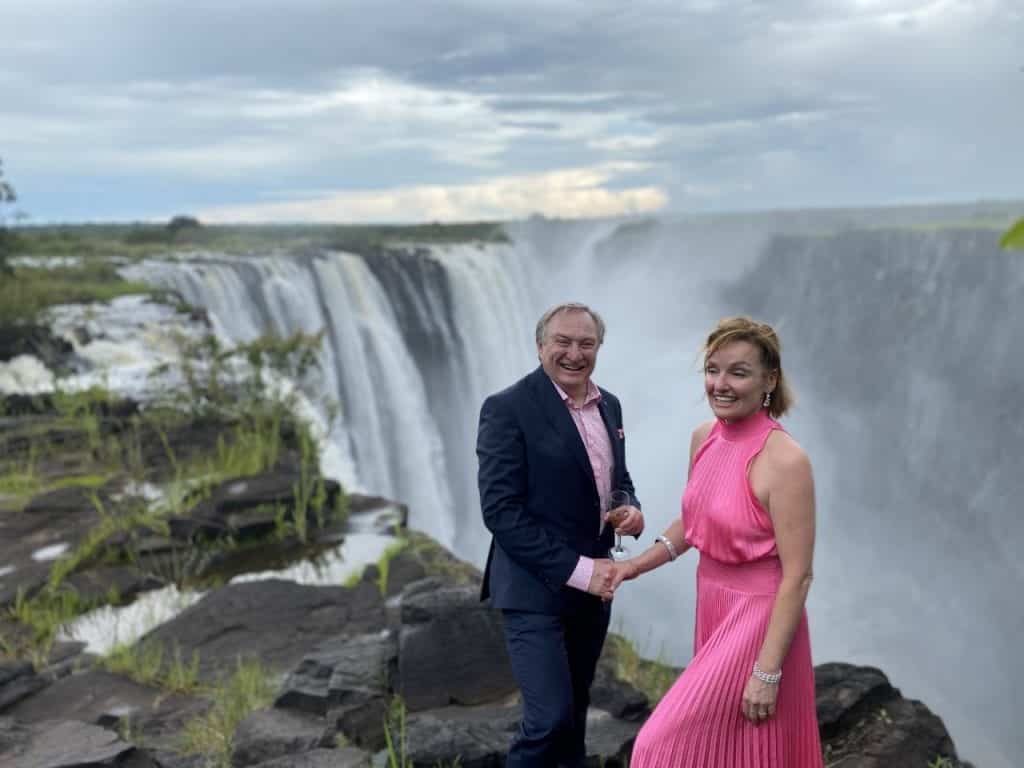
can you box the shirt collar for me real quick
[550,376,602,408]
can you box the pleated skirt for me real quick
[630,556,823,767]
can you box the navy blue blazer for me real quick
[477,366,640,613]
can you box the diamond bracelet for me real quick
[752,661,782,685]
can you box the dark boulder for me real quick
[0,716,160,767]
[231,707,334,767]
[247,747,371,768]
[143,578,385,681]
[0,324,75,371]
[817,662,964,767]
[396,579,516,711]
[167,471,341,543]
[402,703,519,768]
[0,661,47,714]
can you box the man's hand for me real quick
[587,559,617,601]
[606,505,644,537]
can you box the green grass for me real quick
[180,658,276,768]
[376,540,410,596]
[0,260,153,325]
[403,530,481,586]
[10,220,510,263]
[103,638,201,694]
[602,633,679,705]
[383,696,413,768]
[47,494,168,591]
[7,586,99,667]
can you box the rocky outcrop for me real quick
[166,471,342,543]
[0,661,46,713]
[142,577,386,682]
[0,324,75,372]
[396,578,516,710]
[0,431,972,768]
[231,708,334,767]
[259,576,645,766]
[817,662,965,767]
[0,716,160,767]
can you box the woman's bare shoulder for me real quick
[764,429,812,474]
[691,420,715,448]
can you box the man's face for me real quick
[537,310,600,398]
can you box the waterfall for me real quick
[129,246,537,547]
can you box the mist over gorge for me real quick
[132,207,1021,768]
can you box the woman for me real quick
[620,316,823,767]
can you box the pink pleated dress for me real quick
[630,409,823,767]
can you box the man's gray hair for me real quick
[535,302,606,346]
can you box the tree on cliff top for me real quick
[0,158,16,276]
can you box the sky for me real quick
[1,0,1021,224]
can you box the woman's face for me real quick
[704,339,777,422]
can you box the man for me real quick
[477,302,644,767]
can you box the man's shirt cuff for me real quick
[566,556,595,591]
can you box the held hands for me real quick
[587,559,640,601]
[741,673,779,723]
[605,504,644,537]
[586,559,618,601]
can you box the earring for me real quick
[762,392,772,408]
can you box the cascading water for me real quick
[130,210,1020,767]
[129,244,536,551]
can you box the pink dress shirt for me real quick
[548,378,615,592]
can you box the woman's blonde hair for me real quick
[703,316,794,418]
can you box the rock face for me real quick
[143,577,386,682]
[396,579,517,710]
[166,471,343,543]
[817,663,965,768]
[231,708,334,767]
[0,324,75,372]
[263,576,645,766]
[0,661,46,713]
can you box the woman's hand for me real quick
[609,559,640,591]
[741,674,779,723]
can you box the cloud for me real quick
[195,164,668,223]
[1,0,1021,221]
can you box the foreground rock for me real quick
[0,716,159,767]
[144,577,386,682]
[817,663,966,767]
[0,493,972,768]
[3,667,210,759]
[264,575,645,766]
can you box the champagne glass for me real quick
[606,489,632,561]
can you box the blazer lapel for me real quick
[527,368,596,485]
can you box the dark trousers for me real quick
[502,603,611,768]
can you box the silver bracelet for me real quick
[655,535,678,561]
[752,661,782,685]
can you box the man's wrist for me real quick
[566,556,595,591]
